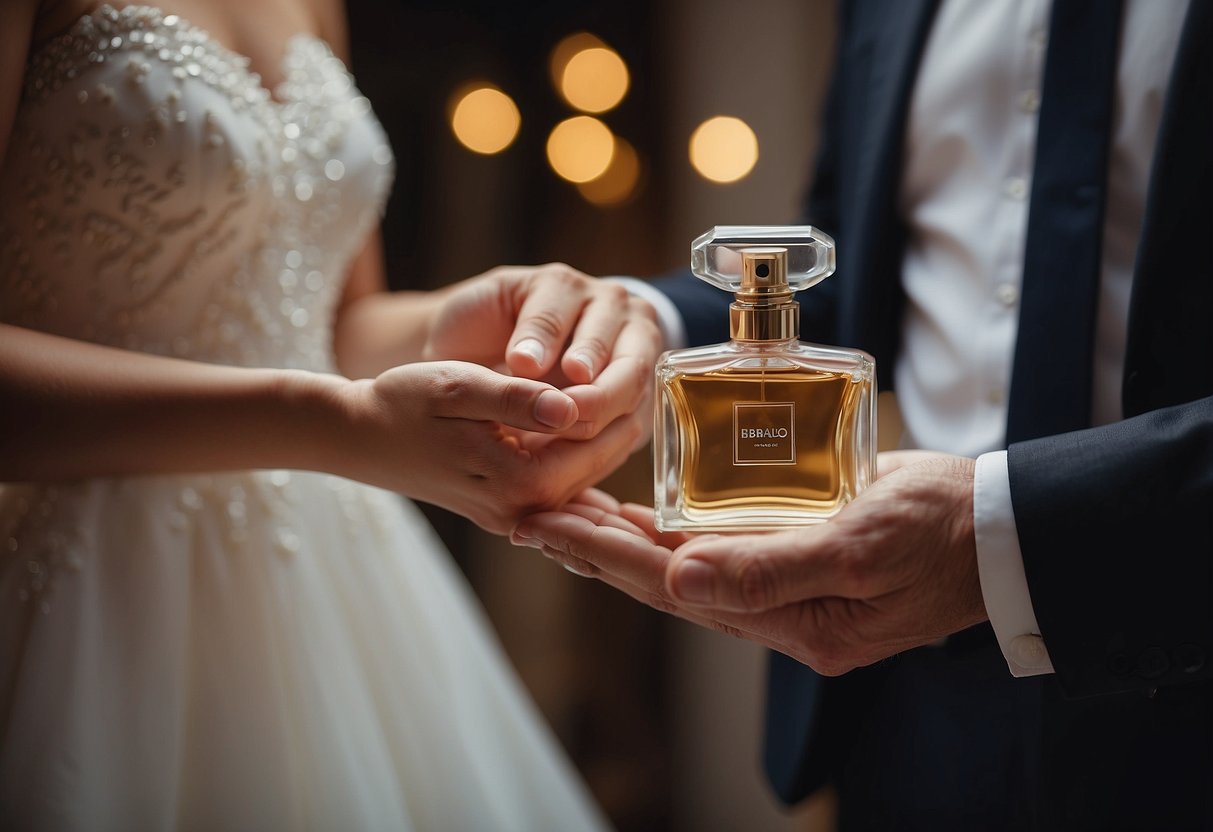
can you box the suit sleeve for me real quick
[646,271,732,349]
[1008,394,1213,697]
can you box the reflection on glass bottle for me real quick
[654,226,876,532]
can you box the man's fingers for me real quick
[665,527,849,613]
[515,519,825,664]
[531,539,780,636]
[514,507,884,674]
[513,512,674,593]
[618,502,694,550]
[559,282,630,383]
[427,362,578,432]
[505,266,592,378]
[566,488,623,515]
[562,315,660,438]
[558,500,651,539]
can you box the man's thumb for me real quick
[666,530,836,613]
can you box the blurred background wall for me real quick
[346,1,842,829]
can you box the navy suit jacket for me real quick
[655,1,1213,828]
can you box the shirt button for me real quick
[1030,28,1048,49]
[1004,176,1029,200]
[1010,634,1051,668]
[996,283,1019,306]
[1019,89,1041,113]
[987,387,1005,405]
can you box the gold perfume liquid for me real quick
[655,343,875,531]
[653,226,876,532]
[668,368,865,511]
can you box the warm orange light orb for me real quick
[449,85,521,155]
[546,116,616,183]
[578,137,641,206]
[688,116,759,183]
[560,46,629,113]
[549,32,605,90]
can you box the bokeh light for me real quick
[688,116,759,183]
[549,32,606,91]
[449,84,521,155]
[546,116,616,183]
[560,46,629,113]
[577,136,641,206]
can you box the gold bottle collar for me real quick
[730,247,799,341]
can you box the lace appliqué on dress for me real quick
[0,5,396,607]
[1,4,395,371]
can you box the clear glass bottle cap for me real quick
[690,225,836,293]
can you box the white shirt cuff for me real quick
[603,275,687,351]
[973,450,1054,677]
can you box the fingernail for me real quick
[534,390,575,428]
[510,524,536,547]
[571,351,595,378]
[672,559,716,605]
[513,338,546,366]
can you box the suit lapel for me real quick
[848,0,940,235]
[837,0,941,359]
[1123,0,1213,416]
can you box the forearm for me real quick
[0,324,348,482]
[331,289,448,379]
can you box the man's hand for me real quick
[511,451,989,675]
[422,263,661,443]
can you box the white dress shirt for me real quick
[629,0,1189,678]
[899,0,1187,676]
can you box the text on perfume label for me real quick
[740,428,789,439]
[734,402,797,466]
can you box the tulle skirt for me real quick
[0,471,611,831]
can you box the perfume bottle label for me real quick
[733,402,796,465]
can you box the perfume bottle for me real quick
[654,225,876,532]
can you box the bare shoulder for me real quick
[307,0,351,62]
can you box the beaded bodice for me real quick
[0,4,394,371]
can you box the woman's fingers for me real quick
[422,361,579,432]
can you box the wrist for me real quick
[410,287,453,358]
[334,289,450,377]
[272,368,361,476]
[605,275,685,351]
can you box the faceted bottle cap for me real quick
[690,225,836,293]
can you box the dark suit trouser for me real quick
[827,627,1042,831]
[823,628,1213,831]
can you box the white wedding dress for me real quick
[0,6,613,831]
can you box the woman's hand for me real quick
[422,263,662,444]
[333,360,645,534]
[0,325,640,532]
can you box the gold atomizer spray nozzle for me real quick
[730,247,799,341]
